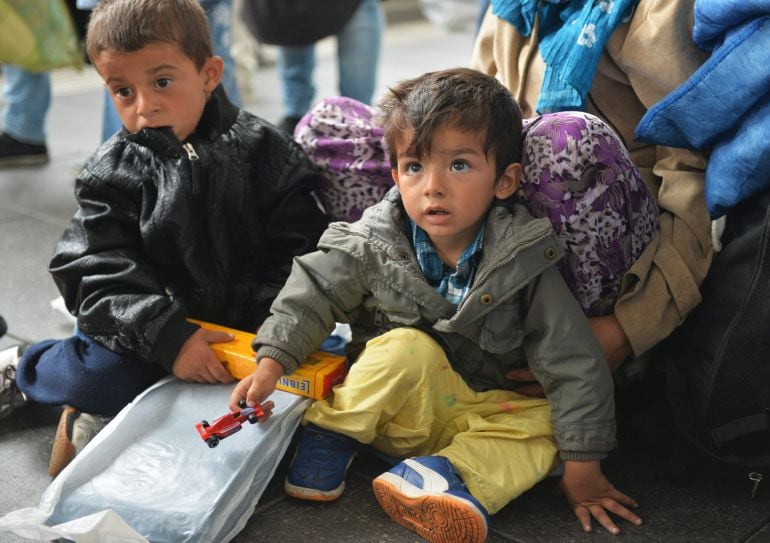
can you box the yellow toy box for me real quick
[188,319,347,400]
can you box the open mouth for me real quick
[427,209,449,215]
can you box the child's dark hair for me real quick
[86,0,212,70]
[377,67,523,180]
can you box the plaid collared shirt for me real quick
[407,217,486,306]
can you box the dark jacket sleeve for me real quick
[249,127,330,323]
[49,164,197,369]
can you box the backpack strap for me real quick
[711,410,770,447]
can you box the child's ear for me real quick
[495,162,522,200]
[202,55,224,93]
[391,168,400,188]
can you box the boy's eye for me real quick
[451,160,469,172]
[405,162,422,174]
[155,77,172,89]
[114,87,133,98]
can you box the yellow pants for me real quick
[305,328,558,513]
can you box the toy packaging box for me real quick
[187,319,347,400]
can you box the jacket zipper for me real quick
[183,140,223,315]
[183,142,200,161]
[374,303,384,325]
[183,142,201,195]
[460,230,552,310]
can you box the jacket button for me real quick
[480,293,494,305]
[544,246,557,260]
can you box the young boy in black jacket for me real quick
[0,0,328,476]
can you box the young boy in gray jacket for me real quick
[229,68,641,542]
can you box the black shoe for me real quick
[0,344,28,419]
[0,132,49,167]
[277,116,302,136]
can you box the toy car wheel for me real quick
[201,420,210,429]
[247,414,258,424]
[206,437,219,448]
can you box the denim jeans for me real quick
[1,65,51,144]
[277,0,384,119]
[101,0,241,141]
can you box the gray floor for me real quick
[1,6,769,543]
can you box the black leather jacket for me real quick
[49,87,329,370]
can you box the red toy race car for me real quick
[195,401,265,448]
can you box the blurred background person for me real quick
[242,0,384,134]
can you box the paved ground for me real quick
[1,5,769,543]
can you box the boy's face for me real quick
[93,42,223,142]
[392,124,521,265]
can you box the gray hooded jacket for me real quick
[256,187,616,459]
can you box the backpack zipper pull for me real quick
[749,472,763,500]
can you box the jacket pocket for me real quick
[368,282,424,326]
[479,298,526,354]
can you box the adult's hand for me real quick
[588,314,632,374]
[505,313,632,397]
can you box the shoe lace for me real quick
[0,362,23,413]
[297,432,356,469]
[1,364,17,392]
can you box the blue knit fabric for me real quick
[490,0,638,113]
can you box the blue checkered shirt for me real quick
[407,217,486,306]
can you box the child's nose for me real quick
[136,93,159,118]
[424,170,445,196]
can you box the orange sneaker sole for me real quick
[372,474,487,543]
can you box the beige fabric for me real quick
[471,0,713,356]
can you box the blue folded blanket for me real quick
[694,0,770,48]
[635,12,770,218]
[635,17,770,149]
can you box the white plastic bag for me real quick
[0,377,309,542]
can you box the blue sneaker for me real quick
[284,423,359,501]
[372,456,490,543]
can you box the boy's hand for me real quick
[228,357,284,412]
[559,460,642,535]
[172,328,236,384]
[504,367,546,397]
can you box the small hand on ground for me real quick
[559,460,642,535]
